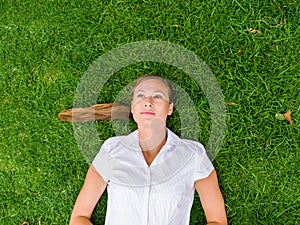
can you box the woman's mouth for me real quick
[140,111,155,115]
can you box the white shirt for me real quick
[92,129,214,225]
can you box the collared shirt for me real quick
[92,129,214,225]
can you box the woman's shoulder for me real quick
[101,130,139,154]
[166,129,207,159]
[178,138,206,156]
[168,129,205,152]
[180,138,205,148]
[101,135,125,151]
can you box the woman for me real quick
[67,74,227,225]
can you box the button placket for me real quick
[143,167,151,225]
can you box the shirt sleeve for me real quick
[92,138,114,183]
[192,142,214,182]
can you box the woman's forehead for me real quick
[133,79,169,92]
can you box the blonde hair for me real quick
[58,74,173,122]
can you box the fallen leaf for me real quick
[284,110,292,125]
[275,110,292,125]
[21,222,30,225]
[249,28,261,34]
[237,49,242,55]
[228,102,236,106]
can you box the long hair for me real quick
[58,74,173,122]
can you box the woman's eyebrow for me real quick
[153,91,166,96]
[135,90,145,93]
[135,90,166,95]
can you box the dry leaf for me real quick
[228,102,236,106]
[284,110,292,125]
[237,49,242,55]
[249,28,261,34]
[21,222,30,225]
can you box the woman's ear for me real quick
[168,103,174,115]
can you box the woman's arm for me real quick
[70,165,107,225]
[194,170,227,225]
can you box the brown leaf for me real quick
[284,110,292,125]
[237,49,242,55]
[228,102,236,106]
[21,222,30,225]
[249,28,261,34]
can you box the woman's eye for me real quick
[137,94,144,98]
[154,95,162,99]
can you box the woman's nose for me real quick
[144,96,153,107]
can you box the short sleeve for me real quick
[92,138,114,183]
[192,142,214,182]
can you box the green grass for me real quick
[1,0,299,224]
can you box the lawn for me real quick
[0,0,299,224]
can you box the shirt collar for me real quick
[165,128,181,147]
[128,128,180,150]
[124,128,180,166]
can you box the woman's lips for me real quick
[140,111,155,115]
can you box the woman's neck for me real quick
[138,122,167,166]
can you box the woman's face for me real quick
[131,79,173,127]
